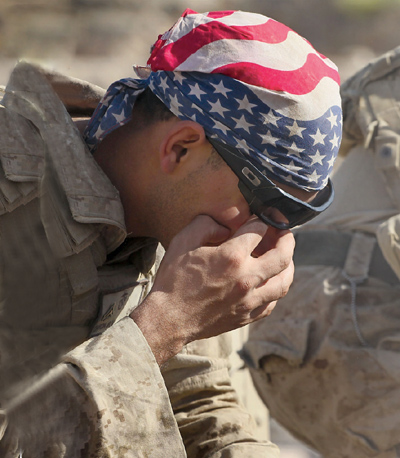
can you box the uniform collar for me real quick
[2,61,128,253]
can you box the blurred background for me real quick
[1,0,400,87]
[1,0,400,456]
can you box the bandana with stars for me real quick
[84,9,342,191]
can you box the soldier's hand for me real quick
[130,215,295,365]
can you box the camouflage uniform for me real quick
[0,62,279,457]
[243,47,400,457]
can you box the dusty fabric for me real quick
[377,214,400,279]
[243,46,400,458]
[0,319,187,458]
[163,334,279,458]
[245,265,400,457]
[0,61,279,457]
[0,60,148,405]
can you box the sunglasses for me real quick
[208,137,334,230]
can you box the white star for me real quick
[173,72,185,85]
[188,83,206,100]
[309,169,322,183]
[266,112,282,129]
[209,99,229,117]
[169,93,182,110]
[234,137,250,152]
[211,81,232,97]
[112,109,127,124]
[286,120,306,138]
[232,114,253,134]
[260,132,278,147]
[327,155,336,169]
[191,103,202,112]
[310,128,327,146]
[159,76,169,93]
[212,120,230,136]
[260,132,271,145]
[236,95,257,113]
[286,160,303,172]
[327,111,338,128]
[310,149,324,165]
[330,132,340,149]
[288,141,305,158]
[101,93,114,106]
[260,112,270,125]
[95,123,106,137]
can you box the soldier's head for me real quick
[86,10,342,244]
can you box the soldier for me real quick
[244,47,400,457]
[0,9,341,457]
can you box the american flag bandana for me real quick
[84,9,342,191]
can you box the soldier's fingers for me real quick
[223,216,269,254]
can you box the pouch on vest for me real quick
[340,46,400,276]
[377,215,400,281]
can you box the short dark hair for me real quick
[132,87,175,125]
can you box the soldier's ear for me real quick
[159,120,206,174]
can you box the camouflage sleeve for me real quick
[162,333,280,458]
[0,318,187,457]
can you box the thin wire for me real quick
[341,270,368,347]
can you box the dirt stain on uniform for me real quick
[313,358,329,369]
